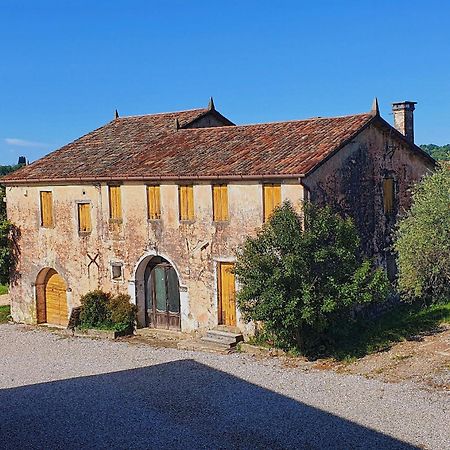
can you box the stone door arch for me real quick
[36,268,69,327]
[134,256,181,330]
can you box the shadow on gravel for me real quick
[0,359,415,449]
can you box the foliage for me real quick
[0,164,22,284]
[0,220,12,285]
[79,290,137,332]
[0,305,10,324]
[0,284,8,295]
[420,144,450,161]
[330,300,450,360]
[235,201,389,356]
[0,164,22,177]
[394,165,450,304]
[79,290,112,329]
[108,293,138,332]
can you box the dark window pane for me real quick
[144,264,153,312]
[154,266,167,311]
[167,268,180,313]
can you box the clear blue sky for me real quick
[1,0,449,165]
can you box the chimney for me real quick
[392,101,417,144]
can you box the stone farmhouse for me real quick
[2,99,435,333]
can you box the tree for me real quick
[420,144,450,161]
[234,201,389,355]
[394,164,450,303]
[0,164,22,284]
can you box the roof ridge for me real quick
[175,111,373,131]
[118,107,207,119]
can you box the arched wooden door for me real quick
[45,271,68,327]
[144,260,181,330]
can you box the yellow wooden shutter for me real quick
[263,184,281,222]
[383,179,394,214]
[109,186,122,220]
[40,191,53,227]
[220,184,228,221]
[147,185,161,220]
[213,184,228,221]
[187,185,194,220]
[179,186,185,220]
[179,185,194,221]
[273,184,281,209]
[78,203,92,232]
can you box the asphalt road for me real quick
[0,324,448,449]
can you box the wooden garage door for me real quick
[45,272,68,327]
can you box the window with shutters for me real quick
[77,202,92,233]
[263,183,281,222]
[147,185,161,220]
[212,184,228,222]
[383,178,395,214]
[178,185,194,221]
[40,191,53,228]
[108,185,122,221]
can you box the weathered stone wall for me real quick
[303,123,434,273]
[6,180,304,331]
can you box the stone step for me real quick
[214,325,241,334]
[201,336,239,347]
[207,329,243,340]
[177,339,235,354]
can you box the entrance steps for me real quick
[177,327,244,354]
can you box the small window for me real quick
[40,191,53,227]
[179,185,194,221]
[212,184,228,222]
[111,263,123,281]
[108,185,122,220]
[263,184,281,222]
[147,185,161,220]
[383,178,395,214]
[78,203,92,233]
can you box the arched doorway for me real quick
[36,268,69,327]
[135,256,181,330]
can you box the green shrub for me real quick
[235,201,389,356]
[394,164,450,304]
[79,290,137,332]
[109,293,137,332]
[79,290,112,329]
[0,219,12,285]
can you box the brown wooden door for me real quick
[144,263,181,330]
[45,272,68,327]
[218,262,236,326]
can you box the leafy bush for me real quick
[394,164,450,304]
[79,290,112,329]
[234,201,389,356]
[109,293,138,332]
[79,290,136,332]
[0,220,12,285]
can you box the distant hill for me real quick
[419,144,450,161]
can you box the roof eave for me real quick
[2,173,306,186]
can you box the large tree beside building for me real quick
[234,201,389,355]
[394,164,450,303]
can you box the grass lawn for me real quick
[0,305,10,324]
[332,301,450,360]
[0,284,8,295]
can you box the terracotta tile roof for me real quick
[3,109,376,183]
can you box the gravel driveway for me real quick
[0,324,448,449]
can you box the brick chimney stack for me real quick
[392,101,417,144]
